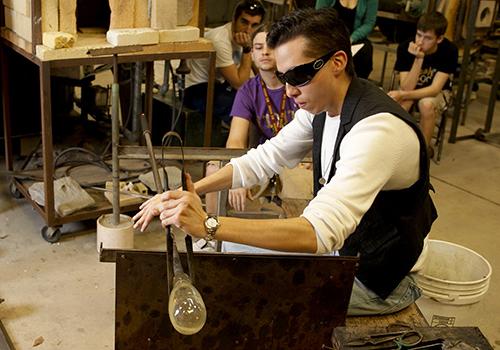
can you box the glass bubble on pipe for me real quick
[168,272,207,335]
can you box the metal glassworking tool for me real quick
[346,329,423,348]
[161,131,196,284]
[140,124,205,335]
[140,121,197,297]
[140,113,174,293]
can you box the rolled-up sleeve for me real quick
[230,109,314,189]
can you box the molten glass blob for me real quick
[168,272,207,335]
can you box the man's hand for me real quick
[388,90,406,103]
[233,32,251,49]
[228,188,248,212]
[408,42,425,59]
[158,173,207,239]
[132,193,163,232]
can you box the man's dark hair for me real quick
[233,0,266,23]
[267,7,354,76]
[417,11,448,37]
[251,22,270,42]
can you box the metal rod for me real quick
[140,114,162,192]
[162,131,196,284]
[449,0,479,143]
[131,62,143,141]
[140,115,174,294]
[112,54,121,226]
[484,44,500,133]
[182,171,195,284]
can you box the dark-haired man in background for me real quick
[134,7,437,315]
[184,0,266,126]
[388,11,458,152]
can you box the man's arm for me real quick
[399,59,423,91]
[158,175,318,253]
[226,117,250,149]
[398,71,450,100]
[219,52,253,89]
[194,163,234,196]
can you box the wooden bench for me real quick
[346,303,428,328]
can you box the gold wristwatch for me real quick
[203,215,220,241]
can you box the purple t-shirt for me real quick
[230,75,297,144]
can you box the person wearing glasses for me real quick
[134,8,436,316]
[184,0,266,131]
[315,0,377,79]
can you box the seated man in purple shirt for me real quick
[205,23,298,215]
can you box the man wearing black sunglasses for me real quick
[134,8,437,316]
[184,1,266,130]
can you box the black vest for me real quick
[313,78,437,299]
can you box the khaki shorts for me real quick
[418,90,452,114]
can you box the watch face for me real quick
[206,217,218,229]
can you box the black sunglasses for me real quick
[276,50,336,87]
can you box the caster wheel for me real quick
[474,128,486,142]
[9,181,22,199]
[41,226,62,243]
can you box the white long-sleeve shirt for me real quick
[230,108,423,256]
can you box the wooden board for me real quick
[346,303,428,328]
[35,35,213,61]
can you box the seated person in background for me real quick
[205,23,298,215]
[184,0,266,126]
[315,0,378,79]
[388,11,458,149]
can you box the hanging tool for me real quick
[162,131,195,284]
[140,113,174,293]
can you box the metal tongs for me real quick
[140,117,195,293]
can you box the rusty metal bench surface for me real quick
[110,249,358,350]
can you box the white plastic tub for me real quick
[415,240,492,305]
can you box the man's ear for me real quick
[331,51,348,74]
[436,35,444,44]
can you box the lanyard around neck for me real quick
[259,76,288,135]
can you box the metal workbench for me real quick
[1,5,216,242]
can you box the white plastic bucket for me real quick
[415,240,492,305]
[97,214,134,252]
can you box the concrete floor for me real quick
[1,48,500,349]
